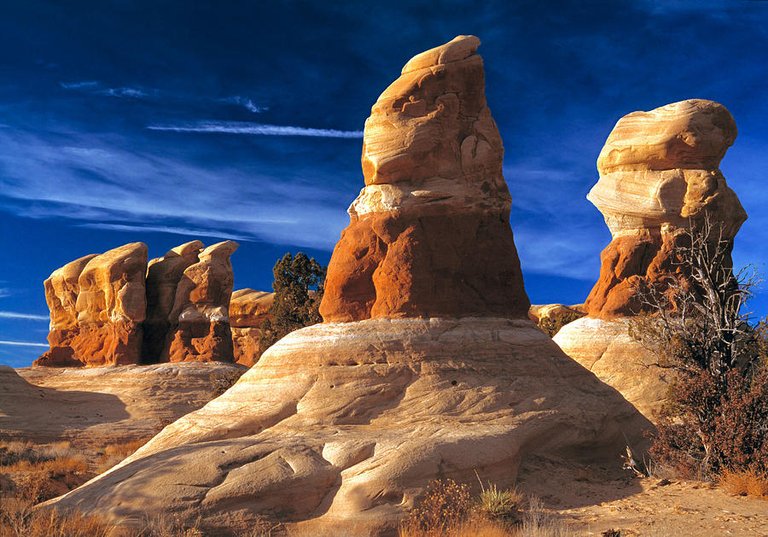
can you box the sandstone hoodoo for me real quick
[165,240,239,363]
[229,288,275,366]
[584,99,745,318]
[45,36,650,535]
[35,243,148,367]
[142,240,204,363]
[320,34,529,322]
[554,99,746,420]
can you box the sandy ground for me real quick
[520,456,768,536]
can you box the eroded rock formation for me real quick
[165,241,239,363]
[320,34,529,322]
[35,243,148,367]
[47,36,650,535]
[555,99,746,421]
[583,99,745,318]
[36,240,241,366]
[229,289,274,366]
[143,240,204,362]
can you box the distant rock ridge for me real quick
[35,240,238,367]
[554,99,746,421]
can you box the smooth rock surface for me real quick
[46,319,650,535]
[0,363,245,448]
[553,318,672,421]
[320,35,529,322]
[165,241,239,363]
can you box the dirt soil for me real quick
[519,456,768,536]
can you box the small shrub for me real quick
[401,478,475,535]
[720,468,768,498]
[97,438,150,473]
[477,479,523,521]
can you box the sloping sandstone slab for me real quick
[47,319,649,535]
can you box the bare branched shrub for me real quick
[400,479,475,536]
[629,214,768,481]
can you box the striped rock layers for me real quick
[319,34,529,322]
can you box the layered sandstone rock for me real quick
[229,289,274,366]
[320,34,529,322]
[555,99,746,421]
[1,362,245,449]
[35,243,148,367]
[584,99,745,318]
[165,241,239,363]
[46,37,650,535]
[142,240,204,362]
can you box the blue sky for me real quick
[1,0,766,367]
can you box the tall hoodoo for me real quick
[555,99,746,421]
[165,240,239,362]
[320,35,529,322]
[584,99,745,318]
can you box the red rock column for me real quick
[142,240,204,363]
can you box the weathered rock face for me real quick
[165,241,239,363]
[320,35,529,322]
[47,37,651,536]
[142,240,204,363]
[1,362,246,448]
[584,99,745,318]
[554,99,745,422]
[229,289,274,366]
[35,243,148,367]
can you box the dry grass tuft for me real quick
[96,438,150,472]
[720,468,768,499]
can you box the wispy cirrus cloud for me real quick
[60,80,99,90]
[78,223,255,242]
[0,127,352,250]
[221,96,267,113]
[60,80,155,99]
[0,311,49,321]
[0,340,48,348]
[147,121,363,138]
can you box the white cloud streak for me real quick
[60,80,99,90]
[147,121,363,138]
[0,129,350,250]
[0,311,49,321]
[78,223,255,242]
[222,96,267,113]
[0,340,48,348]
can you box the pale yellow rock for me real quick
[353,34,509,218]
[589,99,745,238]
[76,242,148,325]
[47,318,650,535]
[553,318,672,421]
[44,254,98,331]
